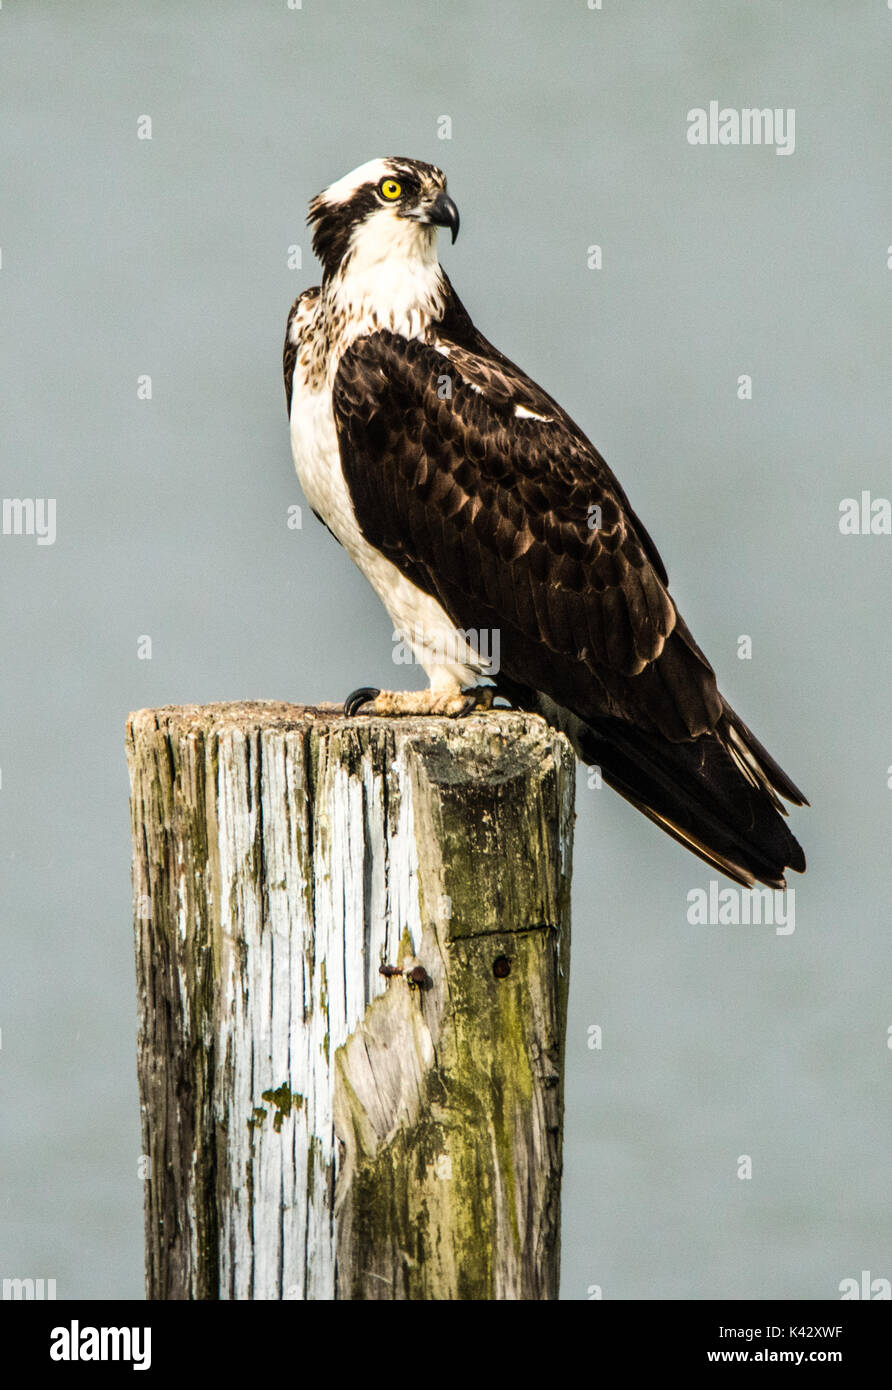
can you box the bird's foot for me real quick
[344,685,496,718]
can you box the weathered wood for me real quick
[127,701,574,1300]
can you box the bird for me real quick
[283,156,807,889]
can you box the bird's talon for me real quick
[457,686,495,716]
[344,686,380,717]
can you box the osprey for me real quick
[284,156,807,889]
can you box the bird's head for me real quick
[307,157,460,282]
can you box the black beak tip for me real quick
[430,191,460,243]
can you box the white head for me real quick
[307,156,459,288]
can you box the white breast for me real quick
[329,213,446,348]
[288,325,487,692]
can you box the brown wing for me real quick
[332,326,722,742]
[330,310,805,888]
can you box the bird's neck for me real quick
[323,226,448,346]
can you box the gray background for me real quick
[1,0,889,1299]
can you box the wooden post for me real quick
[127,701,574,1300]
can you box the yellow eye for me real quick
[379,178,402,200]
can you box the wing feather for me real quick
[332,326,711,738]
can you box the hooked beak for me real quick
[424,191,460,243]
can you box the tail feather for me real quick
[505,684,807,889]
[721,703,809,809]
